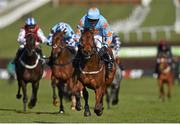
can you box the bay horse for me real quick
[15,33,44,112]
[158,55,173,101]
[50,30,83,113]
[76,29,116,116]
[106,57,122,109]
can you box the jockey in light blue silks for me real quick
[47,22,78,51]
[76,7,114,70]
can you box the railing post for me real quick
[150,29,156,41]
[124,31,130,42]
[136,30,142,41]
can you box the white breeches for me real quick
[94,35,103,52]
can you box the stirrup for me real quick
[40,58,46,64]
[107,63,113,71]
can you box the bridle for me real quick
[80,30,98,59]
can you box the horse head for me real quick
[159,54,171,73]
[51,30,66,60]
[25,33,36,56]
[80,28,97,59]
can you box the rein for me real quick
[19,51,40,69]
[52,46,75,67]
[79,64,104,74]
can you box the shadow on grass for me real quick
[0,108,60,115]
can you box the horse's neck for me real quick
[22,52,38,64]
[55,48,74,64]
[82,54,101,68]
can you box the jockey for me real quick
[47,22,77,51]
[76,7,114,70]
[110,34,124,70]
[14,17,48,64]
[110,34,121,57]
[154,39,173,78]
[47,22,78,66]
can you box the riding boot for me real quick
[154,62,159,78]
[68,46,78,55]
[99,47,114,71]
[36,48,46,64]
[104,52,114,71]
[12,48,24,64]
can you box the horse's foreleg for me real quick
[58,82,65,113]
[71,95,76,110]
[21,81,28,112]
[167,79,173,99]
[159,80,165,101]
[28,81,39,109]
[51,79,58,106]
[106,86,111,109]
[69,79,82,111]
[83,88,91,117]
[94,87,105,116]
[16,81,22,99]
[112,81,120,105]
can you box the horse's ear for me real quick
[62,29,67,34]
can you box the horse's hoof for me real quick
[94,109,103,116]
[112,99,118,105]
[53,100,59,107]
[71,106,76,110]
[59,110,65,114]
[16,94,22,99]
[76,104,82,111]
[28,100,36,109]
[84,110,91,117]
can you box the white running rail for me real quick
[0,0,50,29]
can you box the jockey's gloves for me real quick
[19,44,25,48]
[102,43,108,48]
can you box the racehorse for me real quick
[106,57,122,109]
[158,55,173,101]
[15,33,44,112]
[76,29,116,116]
[50,30,83,113]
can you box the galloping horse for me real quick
[76,29,116,116]
[158,55,173,101]
[15,33,44,112]
[50,30,82,113]
[106,57,122,109]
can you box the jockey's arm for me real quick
[97,16,113,47]
[65,29,76,47]
[76,17,85,42]
[37,28,49,45]
[46,24,60,46]
[17,28,26,47]
[103,22,113,48]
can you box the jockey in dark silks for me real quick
[154,40,173,78]
[13,17,49,64]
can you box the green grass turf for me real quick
[0,77,180,122]
[142,0,175,27]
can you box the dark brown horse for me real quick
[76,29,116,116]
[158,55,173,101]
[50,30,83,113]
[15,33,44,112]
